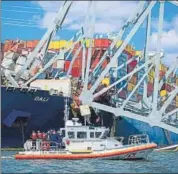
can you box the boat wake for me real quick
[1,156,14,159]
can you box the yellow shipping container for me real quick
[148,75,154,84]
[135,51,142,56]
[160,90,167,97]
[176,79,178,85]
[59,40,67,48]
[81,39,94,47]
[102,78,110,86]
[48,41,60,49]
[127,83,135,91]
[176,95,178,101]
[159,64,167,72]
[176,100,178,107]
[116,40,123,48]
[149,69,155,77]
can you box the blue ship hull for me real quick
[1,86,69,148]
[115,117,178,146]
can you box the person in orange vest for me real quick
[41,132,47,141]
[31,131,37,141]
[37,130,42,139]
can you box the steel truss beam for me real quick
[79,1,178,134]
[15,1,73,81]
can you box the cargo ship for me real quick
[1,39,178,148]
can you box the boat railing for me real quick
[24,140,65,151]
[113,136,124,143]
[128,134,150,145]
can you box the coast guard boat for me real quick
[15,99,157,160]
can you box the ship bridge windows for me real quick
[77,131,87,139]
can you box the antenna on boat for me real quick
[64,97,69,126]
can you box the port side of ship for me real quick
[1,85,71,148]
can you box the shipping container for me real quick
[59,40,67,48]
[129,75,137,84]
[71,67,81,77]
[135,51,142,57]
[127,83,135,91]
[176,79,178,85]
[118,90,127,99]
[137,86,144,95]
[64,60,71,72]
[149,69,155,77]
[30,79,71,97]
[176,95,178,101]
[176,100,178,107]
[116,40,123,48]
[137,94,143,101]
[148,75,154,84]
[49,41,60,50]
[94,39,111,48]
[159,64,167,72]
[81,38,94,48]
[147,82,153,91]
[129,60,137,68]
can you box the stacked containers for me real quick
[117,53,128,99]
[3,40,14,52]
[26,40,39,51]
[137,59,145,96]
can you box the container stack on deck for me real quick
[1,38,178,110]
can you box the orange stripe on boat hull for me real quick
[15,143,157,160]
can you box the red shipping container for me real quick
[94,39,111,48]
[127,65,135,73]
[71,67,81,77]
[64,60,71,72]
[159,70,165,77]
[147,82,153,92]
[137,94,143,101]
[73,58,82,68]
[118,90,127,99]
[129,60,137,68]
[147,90,153,97]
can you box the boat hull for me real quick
[15,143,156,160]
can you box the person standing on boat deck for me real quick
[37,130,42,139]
[31,131,37,149]
[42,132,46,141]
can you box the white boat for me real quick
[15,116,157,160]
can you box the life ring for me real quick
[41,141,50,151]
[66,139,70,145]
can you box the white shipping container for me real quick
[30,79,71,97]
[16,56,26,65]
[14,65,22,73]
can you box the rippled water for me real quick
[1,151,178,173]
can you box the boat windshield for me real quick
[77,131,87,139]
[101,130,109,139]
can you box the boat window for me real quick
[68,131,75,139]
[77,132,87,139]
[95,132,102,138]
[90,132,94,138]
[101,131,109,139]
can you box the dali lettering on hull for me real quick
[34,96,50,102]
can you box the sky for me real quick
[1,1,178,67]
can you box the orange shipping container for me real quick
[94,39,111,48]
